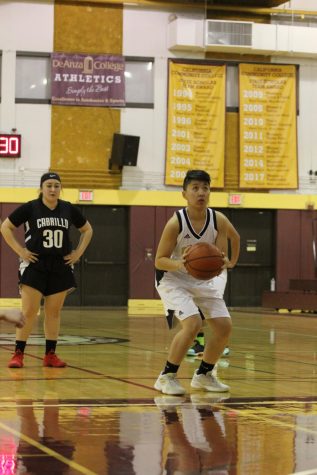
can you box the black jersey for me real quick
[9,198,87,257]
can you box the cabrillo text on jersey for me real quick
[37,218,69,229]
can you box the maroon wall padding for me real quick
[153,206,179,299]
[154,206,179,251]
[276,209,317,292]
[262,291,317,310]
[129,206,180,299]
[300,210,317,279]
[276,210,301,292]
[0,203,24,297]
[129,206,156,298]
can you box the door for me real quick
[129,206,179,299]
[65,206,129,306]
[222,209,275,306]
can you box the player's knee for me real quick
[45,312,61,320]
[23,308,39,320]
[223,320,232,337]
[215,320,232,340]
[183,319,202,338]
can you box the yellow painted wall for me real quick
[51,1,122,174]
[224,112,239,190]
[0,188,316,210]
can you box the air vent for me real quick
[206,20,252,47]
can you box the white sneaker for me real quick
[190,393,230,407]
[190,369,230,392]
[154,395,186,409]
[154,372,186,395]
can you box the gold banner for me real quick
[239,63,298,189]
[165,62,226,187]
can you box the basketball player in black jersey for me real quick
[0,172,93,368]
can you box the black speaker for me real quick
[109,133,140,169]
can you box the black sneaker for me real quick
[187,340,204,356]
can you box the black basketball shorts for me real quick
[18,258,76,296]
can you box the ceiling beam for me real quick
[56,0,317,17]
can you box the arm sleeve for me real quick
[8,202,32,227]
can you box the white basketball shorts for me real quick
[156,270,230,323]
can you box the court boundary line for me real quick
[0,420,97,475]
[1,396,317,408]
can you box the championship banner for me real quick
[51,53,125,107]
[165,62,226,187]
[239,63,298,189]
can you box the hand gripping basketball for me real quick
[184,242,224,280]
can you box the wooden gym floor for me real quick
[0,307,317,475]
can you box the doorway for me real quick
[65,206,129,306]
[220,209,275,306]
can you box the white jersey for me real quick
[155,207,229,325]
[172,207,218,273]
[156,207,218,286]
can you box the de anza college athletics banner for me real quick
[239,63,298,189]
[165,61,226,187]
[51,53,126,107]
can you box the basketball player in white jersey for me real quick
[154,170,240,395]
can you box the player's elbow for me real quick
[155,256,165,270]
[233,230,240,244]
[0,220,10,236]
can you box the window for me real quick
[125,57,154,108]
[226,63,238,110]
[15,52,51,103]
[15,53,154,107]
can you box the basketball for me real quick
[184,242,223,280]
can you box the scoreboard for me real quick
[0,134,21,158]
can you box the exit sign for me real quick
[79,190,94,201]
[229,193,243,206]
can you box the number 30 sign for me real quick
[0,134,21,158]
